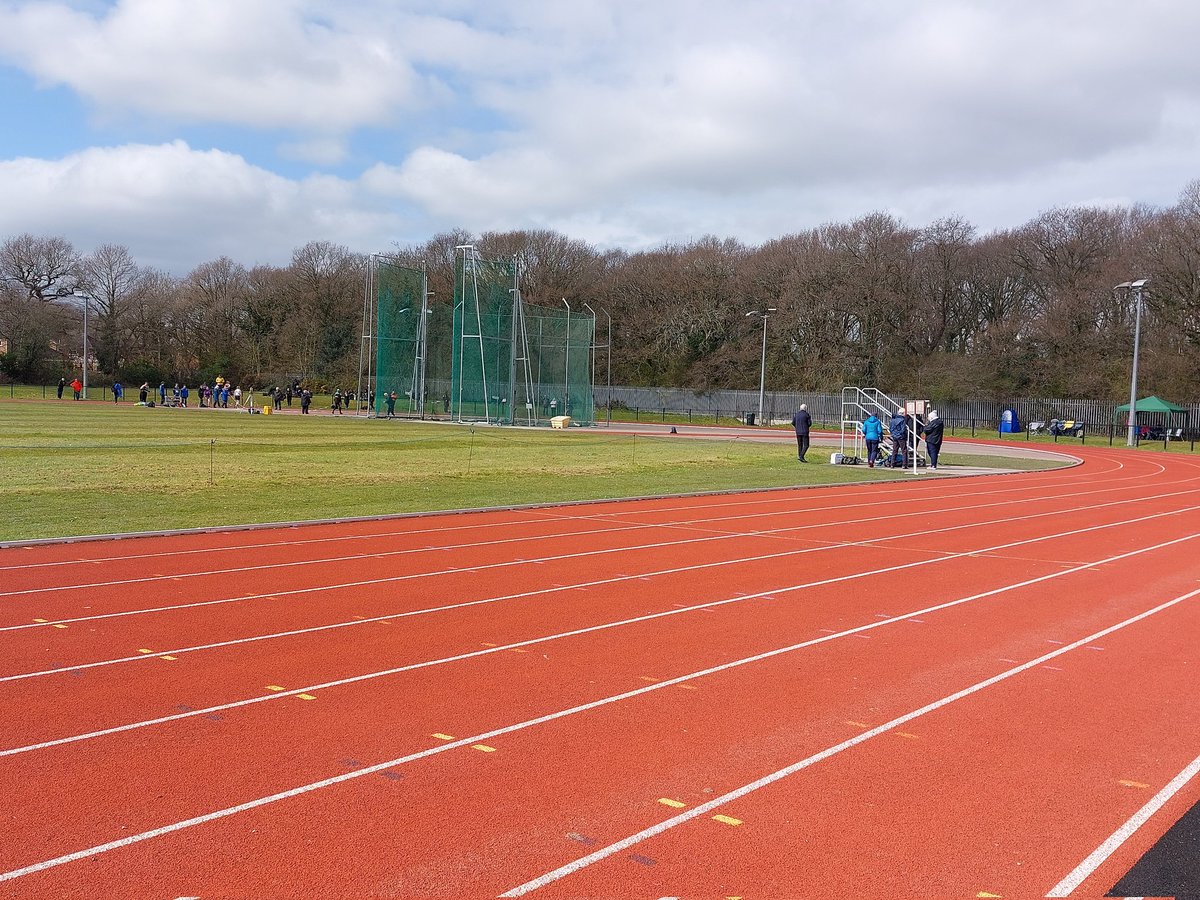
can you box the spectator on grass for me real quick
[332,388,343,415]
[923,410,944,470]
[159,382,167,404]
[792,404,813,462]
[386,391,397,418]
[273,387,283,411]
[889,407,908,468]
[301,388,312,414]
[139,382,149,404]
[233,385,242,408]
[57,377,66,399]
[180,384,189,407]
[861,412,883,468]
[71,377,83,400]
[112,381,123,403]
[286,385,293,406]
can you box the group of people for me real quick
[791,403,945,470]
[860,407,944,469]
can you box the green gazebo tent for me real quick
[1113,395,1190,436]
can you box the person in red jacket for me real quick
[70,377,83,400]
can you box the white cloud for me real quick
[2,1,1200,268]
[0,141,399,271]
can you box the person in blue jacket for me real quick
[889,407,909,468]
[861,412,883,468]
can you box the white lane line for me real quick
[1047,752,1200,897]
[5,580,1196,887]
[500,585,1200,897]
[2,471,1172,596]
[0,449,1143,574]
[7,485,1198,637]
[5,492,1199,682]
[4,525,1196,764]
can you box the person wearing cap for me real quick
[923,409,945,470]
[791,403,813,461]
[888,407,908,468]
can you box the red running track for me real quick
[1,444,1199,899]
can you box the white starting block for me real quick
[551,415,572,429]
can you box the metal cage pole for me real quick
[583,302,598,426]
[355,256,374,417]
[562,298,571,417]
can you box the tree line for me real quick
[3,181,1199,401]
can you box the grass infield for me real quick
[0,400,1058,542]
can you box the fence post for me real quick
[1109,423,1114,446]
[971,418,976,438]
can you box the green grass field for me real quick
[0,399,1060,542]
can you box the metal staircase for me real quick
[839,387,926,468]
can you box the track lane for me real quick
[1,507,1197,894]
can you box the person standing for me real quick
[233,385,242,408]
[180,384,189,407]
[862,411,883,468]
[301,388,312,414]
[71,377,83,400]
[386,391,397,418]
[159,382,167,404]
[792,404,813,462]
[889,407,909,468]
[112,381,123,403]
[332,388,343,414]
[923,409,945,470]
[139,382,149,404]
[57,377,66,399]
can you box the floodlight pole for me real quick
[745,307,776,425]
[562,297,571,415]
[1115,279,1150,446]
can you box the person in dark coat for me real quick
[386,391,397,418]
[923,409,945,470]
[300,389,312,414]
[57,377,66,399]
[889,407,909,468]
[792,404,813,462]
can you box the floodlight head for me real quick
[766,307,777,312]
[1131,278,1150,288]
[745,311,756,317]
[1114,281,1132,290]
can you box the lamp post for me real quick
[745,307,776,425]
[1115,278,1150,447]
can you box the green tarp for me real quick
[1113,395,1188,415]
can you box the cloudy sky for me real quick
[0,0,1197,273]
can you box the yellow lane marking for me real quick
[1119,780,1150,789]
[159,655,177,661]
[713,815,742,826]
[265,685,286,692]
[472,744,496,753]
[846,720,869,728]
[658,798,686,809]
[52,624,68,629]
[33,618,48,623]
[432,733,455,741]
[138,649,155,654]
[640,676,660,683]
[296,693,316,701]
[677,684,699,691]
[977,893,1002,898]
